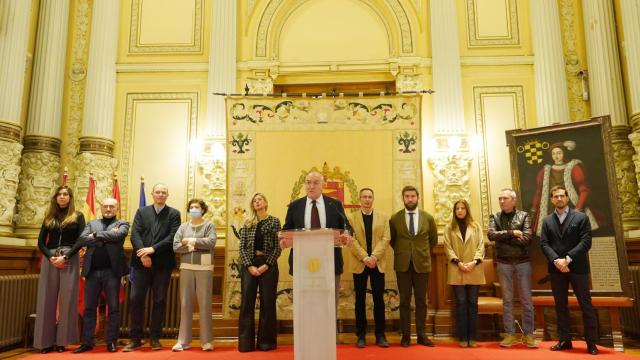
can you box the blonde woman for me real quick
[34,186,86,353]
[172,199,216,351]
[238,193,282,352]
[443,200,485,348]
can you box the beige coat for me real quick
[443,222,486,285]
[347,210,391,273]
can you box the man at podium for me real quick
[281,171,352,306]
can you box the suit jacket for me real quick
[540,207,592,274]
[130,205,181,269]
[283,195,352,275]
[389,209,438,273]
[75,218,130,277]
[443,222,485,285]
[346,210,391,274]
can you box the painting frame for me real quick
[506,116,631,297]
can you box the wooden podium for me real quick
[281,229,341,360]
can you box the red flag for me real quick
[112,174,121,219]
[61,167,68,186]
[79,174,96,315]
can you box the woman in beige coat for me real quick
[443,199,485,348]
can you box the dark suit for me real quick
[128,205,181,341]
[283,195,351,276]
[389,209,438,336]
[75,218,129,345]
[540,208,598,342]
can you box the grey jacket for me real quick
[173,221,216,270]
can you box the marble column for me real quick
[582,0,640,230]
[74,0,119,210]
[428,0,471,229]
[0,0,31,237]
[529,0,570,125]
[15,0,70,239]
[199,0,236,236]
[620,0,640,201]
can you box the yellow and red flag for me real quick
[112,174,121,218]
[83,174,96,222]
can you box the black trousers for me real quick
[238,256,279,351]
[550,272,598,342]
[452,285,479,342]
[396,262,429,336]
[82,269,121,345]
[353,266,386,336]
[128,266,172,341]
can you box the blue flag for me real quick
[130,179,147,285]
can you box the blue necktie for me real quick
[408,212,415,236]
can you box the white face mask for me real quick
[189,208,202,219]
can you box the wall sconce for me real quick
[577,70,589,101]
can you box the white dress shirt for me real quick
[305,196,327,229]
[404,209,419,234]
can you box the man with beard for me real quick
[389,185,438,347]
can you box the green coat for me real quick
[389,209,438,273]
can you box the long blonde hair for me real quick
[43,185,79,229]
[449,199,477,231]
[245,192,268,227]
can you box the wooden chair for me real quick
[478,259,503,336]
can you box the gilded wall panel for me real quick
[129,0,203,54]
[473,86,526,227]
[120,93,198,219]
[465,0,520,47]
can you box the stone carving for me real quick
[629,130,640,200]
[0,141,23,234]
[396,74,423,93]
[245,77,274,95]
[15,152,60,229]
[428,152,472,226]
[559,0,590,121]
[611,127,640,230]
[198,158,227,228]
[72,152,118,211]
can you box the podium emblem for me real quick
[306,257,321,273]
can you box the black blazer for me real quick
[75,219,130,277]
[540,208,592,274]
[130,205,181,269]
[282,195,352,275]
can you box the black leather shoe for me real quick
[550,340,573,351]
[417,335,435,347]
[40,347,54,354]
[587,342,599,355]
[375,334,389,348]
[356,336,365,348]
[400,334,411,347]
[73,344,93,353]
[106,343,117,352]
[150,339,163,350]
[122,341,142,352]
[257,343,276,351]
[56,346,66,352]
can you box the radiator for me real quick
[0,275,39,348]
[120,272,181,338]
[622,266,640,338]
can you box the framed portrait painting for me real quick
[506,116,631,296]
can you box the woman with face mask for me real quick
[172,199,217,351]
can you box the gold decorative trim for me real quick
[473,86,526,228]
[630,112,640,132]
[22,135,61,154]
[120,92,199,218]
[255,0,414,57]
[79,136,115,156]
[559,0,589,121]
[466,0,520,47]
[0,121,22,143]
[129,0,203,54]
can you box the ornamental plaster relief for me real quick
[428,153,472,227]
[0,140,23,234]
[15,152,60,228]
[73,152,118,211]
[611,127,640,230]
